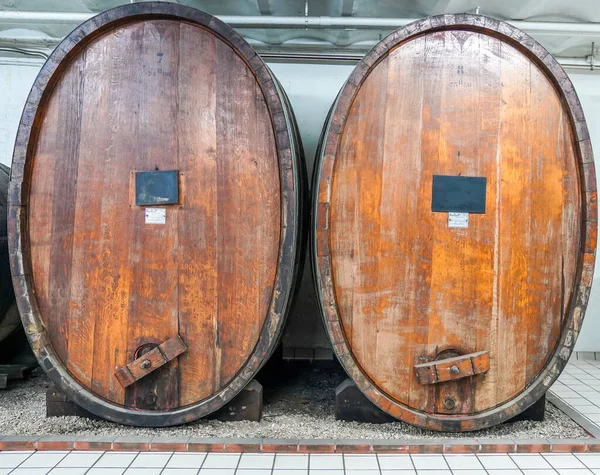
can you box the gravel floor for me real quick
[0,361,588,439]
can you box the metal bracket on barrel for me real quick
[414,350,489,385]
[115,335,187,388]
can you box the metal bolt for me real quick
[450,365,460,375]
[444,397,456,410]
[141,359,151,369]
[144,393,157,406]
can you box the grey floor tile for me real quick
[167,453,207,469]
[0,451,33,468]
[161,469,199,475]
[543,455,587,469]
[19,452,69,468]
[198,469,236,475]
[554,470,593,475]
[310,455,343,470]
[410,455,448,470]
[129,452,172,468]
[377,455,413,470]
[10,469,51,475]
[47,468,88,475]
[87,469,125,475]
[343,455,379,470]
[236,470,272,475]
[577,454,600,469]
[477,454,518,470]
[238,454,275,469]
[574,407,600,413]
[202,454,241,469]
[510,455,552,469]
[123,469,163,475]
[444,454,484,470]
[274,454,309,470]
[57,451,103,467]
[95,452,140,468]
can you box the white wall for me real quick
[0,58,41,166]
[569,72,600,351]
[1,58,599,350]
[268,63,354,176]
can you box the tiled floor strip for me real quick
[4,452,600,474]
[549,358,600,435]
[0,356,599,459]
[0,436,599,454]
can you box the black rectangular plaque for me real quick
[431,175,486,214]
[135,170,179,206]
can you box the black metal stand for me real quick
[507,393,546,422]
[211,379,264,422]
[46,385,100,419]
[47,379,264,422]
[335,379,395,423]
[0,331,38,389]
[335,378,546,424]
[0,364,29,389]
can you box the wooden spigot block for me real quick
[115,336,187,388]
[414,350,489,385]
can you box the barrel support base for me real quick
[335,379,547,424]
[0,330,38,389]
[210,379,264,422]
[335,379,395,424]
[46,385,101,420]
[47,379,264,422]
[507,393,546,423]
[0,364,31,389]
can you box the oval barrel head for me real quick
[313,14,596,431]
[9,3,306,427]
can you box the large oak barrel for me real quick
[9,3,305,426]
[313,14,597,431]
[0,164,21,346]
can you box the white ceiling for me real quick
[0,0,598,60]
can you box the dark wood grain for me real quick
[214,39,280,389]
[89,21,142,405]
[9,3,305,427]
[124,19,181,411]
[313,14,596,431]
[176,21,219,406]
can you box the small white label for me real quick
[448,212,469,228]
[145,208,166,225]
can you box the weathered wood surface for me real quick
[9,3,305,426]
[115,336,187,388]
[313,14,596,431]
[414,351,490,385]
